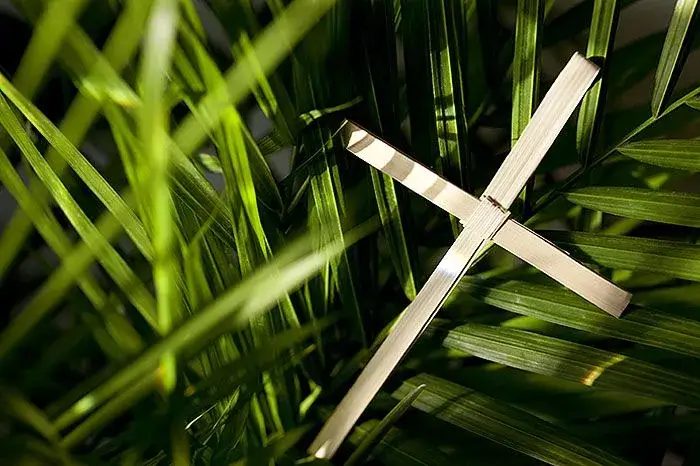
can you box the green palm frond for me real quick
[2,0,700,464]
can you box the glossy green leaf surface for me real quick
[576,0,619,165]
[618,139,700,171]
[458,279,700,357]
[1,1,700,463]
[393,374,632,466]
[566,187,700,227]
[441,324,700,407]
[652,0,699,115]
[545,231,700,281]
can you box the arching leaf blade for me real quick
[565,187,700,227]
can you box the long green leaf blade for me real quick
[53,229,362,431]
[349,420,455,466]
[545,231,700,282]
[139,0,181,393]
[511,0,542,146]
[0,0,154,277]
[370,169,417,300]
[0,95,157,344]
[0,72,152,259]
[576,0,619,166]
[458,279,700,358]
[441,324,700,407]
[0,149,143,360]
[394,374,632,466]
[345,384,426,466]
[618,139,700,171]
[566,187,700,227]
[357,0,417,301]
[651,0,699,116]
[426,0,469,193]
[511,0,543,211]
[9,0,89,111]
[309,145,366,345]
[173,0,341,156]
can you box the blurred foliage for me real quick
[0,0,700,464]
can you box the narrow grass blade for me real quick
[309,144,366,345]
[52,224,370,431]
[211,1,299,144]
[370,169,417,300]
[139,0,181,393]
[425,1,470,194]
[345,384,425,466]
[0,0,154,277]
[576,0,620,166]
[394,374,633,466]
[458,279,700,358]
[299,97,363,126]
[400,0,438,166]
[652,0,699,116]
[61,373,157,449]
[510,0,542,212]
[0,386,61,445]
[178,20,284,224]
[0,386,71,462]
[544,231,700,282]
[0,95,157,336]
[461,0,488,120]
[9,0,89,110]
[441,324,700,408]
[0,194,145,364]
[173,0,342,156]
[0,72,152,259]
[511,0,542,147]
[618,139,700,171]
[357,1,417,301]
[566,187,700,227]
[348,420,456,466]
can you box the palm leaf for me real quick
[458,279,700,358]
[441,324,700,407]
[545,231,700,281]
[0,72,152,258]
[651,0,699,116]
[349,420,456,466]
[618,139,700,171]
[0,95,157,358]
[393,373,632,466]
[53,230,358,432]
[0,0,153,277]
[566,187,700,227]
[576,0,619,166]
[345,384,425,466]
[511,0,542,212]
[138,0,181,394]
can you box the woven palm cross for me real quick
[310,53,632,459]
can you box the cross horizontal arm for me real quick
[343,121,630,316]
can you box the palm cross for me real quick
[310,53,632,459]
